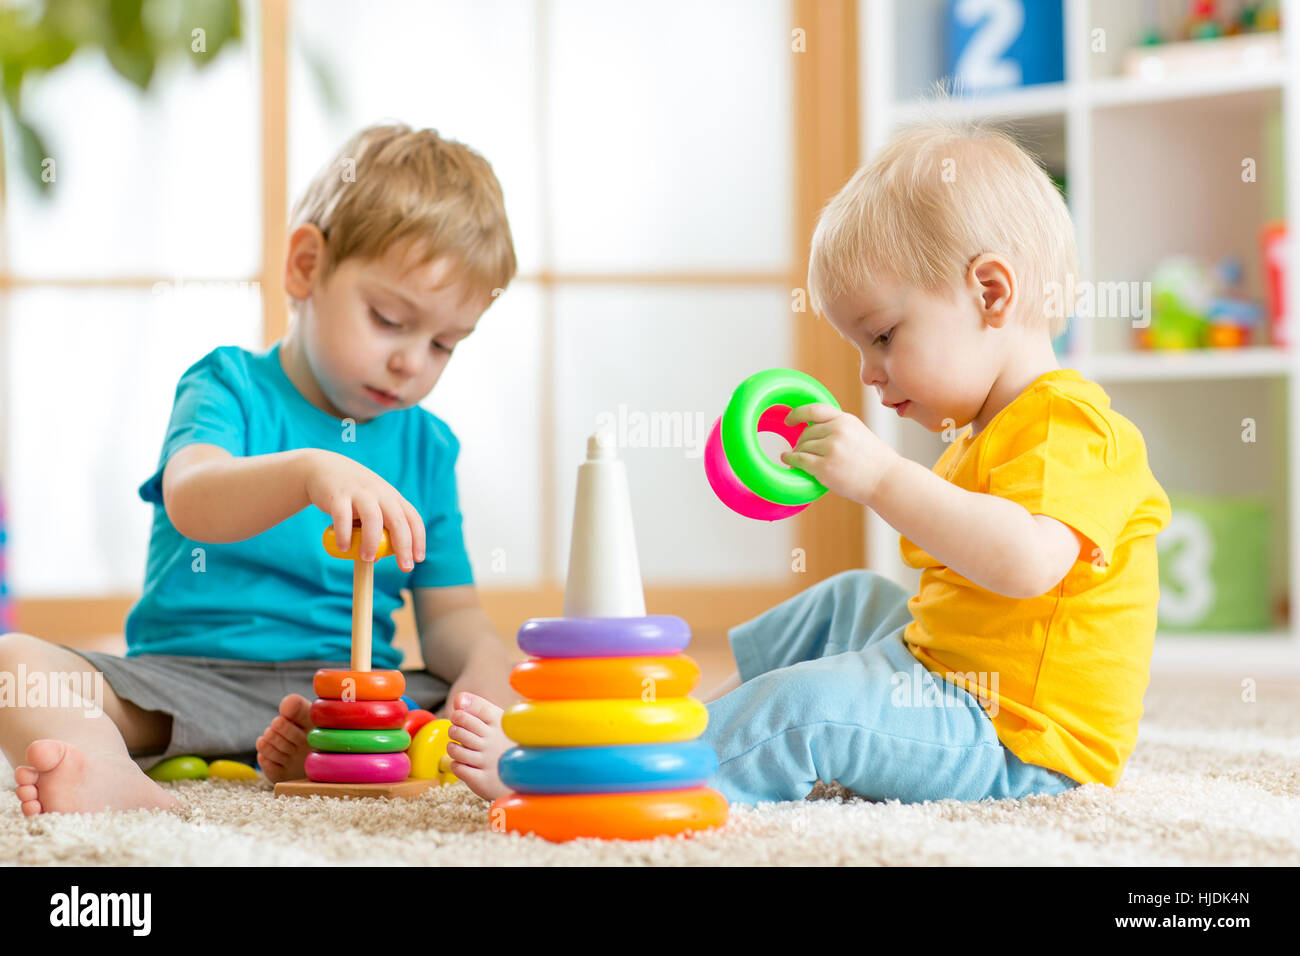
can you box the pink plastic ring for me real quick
[704,406,809,522]
[305,751,411,784]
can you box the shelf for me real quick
[891,83,1069,124]
[1082,347,1293,383]
[1088,63,1288,110]
[888,66,1285,127]
[1151,630,1300,677]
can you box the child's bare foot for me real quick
[12,740,180,816]
[447,692,513,802]
[255,693,313,784]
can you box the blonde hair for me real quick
[808,115,1078,338]
[289,122,517,309]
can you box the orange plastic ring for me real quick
[509,655,701,700]
[490,787,728,842]
[322,519,394,561]
[312,669,406,701]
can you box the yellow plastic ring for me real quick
[502,697,708,747]
[322,519,394,561]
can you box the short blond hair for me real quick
[289,122,517,308]
[808,117,1078,338]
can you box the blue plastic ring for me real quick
[498,741,719,794]
[516,615,690,658]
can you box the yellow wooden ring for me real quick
[510,655,701,700]
[322,520,394,560]
[408,718,459,785]
[502,697,708,747]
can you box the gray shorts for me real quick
[58,646,451,774]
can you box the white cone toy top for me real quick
[562,432,646,619]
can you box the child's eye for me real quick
[874,328,893,346]
[434,341,454,354]
[370,307,399,329]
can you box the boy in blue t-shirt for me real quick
[4,123,519,815]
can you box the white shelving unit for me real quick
[860,0,1300,675]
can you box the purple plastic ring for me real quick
[305,751,411,784]
[517,615,691,658]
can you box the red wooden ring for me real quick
[403,708,437,738]
[310,698,409,730]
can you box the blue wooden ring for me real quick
[516,615,690,658]
[498,741,718,794]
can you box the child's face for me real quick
[291,236,488,423]
[821,271,1005,434]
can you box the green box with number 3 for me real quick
[1156,493,1271,632]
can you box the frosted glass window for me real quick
[6,288,262,596]
[2,2,260,278]
[422,284,543,585]
[553,286,793,583]
[289,0,542,273]
[547,0,792,272]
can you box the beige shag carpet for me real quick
[3,674,1298,866]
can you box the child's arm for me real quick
[413,584,516,715]
[870,455,1087,599]
[781,404,1086,600]
[162,443,424,571]
[162,443,318,542]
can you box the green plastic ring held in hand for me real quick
[720,368,840,506]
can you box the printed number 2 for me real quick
[955,0,1024,90]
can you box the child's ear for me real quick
[284,224,327,301]
[967,254,1015,327]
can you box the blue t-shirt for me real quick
[124,341,475,669]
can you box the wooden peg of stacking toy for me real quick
[321,517,395,672]
[274,518,452,801]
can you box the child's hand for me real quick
[303,450,426,573]
[781,404,900,506]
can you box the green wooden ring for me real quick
[721,368,839,505]
[307,727,412,754]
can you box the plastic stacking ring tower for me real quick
[273,519,458,800]
[490,434,729,841]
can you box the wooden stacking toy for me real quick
[274,518,458,800]
[490,436,729,840]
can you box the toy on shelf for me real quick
[490,435,728,842]
[705,368,838,522]
[273,519,457,800]
[1139,255,1263,350]
[1125,0,1280,78]
[945,0,1064,94]
[1261,221,1289,346]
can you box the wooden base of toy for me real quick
[273,777,444,800]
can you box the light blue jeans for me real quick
[701,570,1080,806]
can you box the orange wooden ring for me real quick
[312,669,405,701]
[490,787,728,842]
[322,519,394,561]
[509,655,701,700]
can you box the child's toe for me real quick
[447,740,484,768]
[454,692,503,721]
[451,709,490,737]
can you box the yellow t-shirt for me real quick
[900,368,1171,787]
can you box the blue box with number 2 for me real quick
[946,0,1064,93]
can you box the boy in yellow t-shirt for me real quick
[442,117,1170,807]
